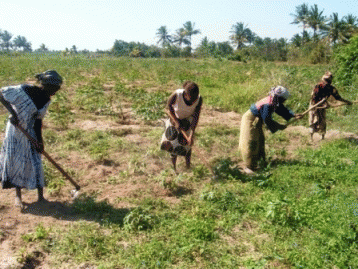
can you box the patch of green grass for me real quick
[115,84,168,121]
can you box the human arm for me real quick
[187,97,203,145]
[260,104,288,133]
[332,90,353,105]
[166,92,181,129]
[0,91,19,126]
[34,119,44,153]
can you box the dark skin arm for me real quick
[34,119,44,153]
[166,92,180,129]
[0,92,19,126]
[187,97,202,145]
[0,91,44,153]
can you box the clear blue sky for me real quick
[1,0,357,51]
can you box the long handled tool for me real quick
[286,98,327,126]
[12,122,81,194]
[316,100,358,109]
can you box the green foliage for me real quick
[213,158,242,180]
[74,77,120,116]
[72,195,129,226]
[115,84,168,121]
[335,35,358,86]
[22,223,50,242]
[124,207,158,231]
[2,55,358,268]
[48,91,73,129]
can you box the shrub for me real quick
[335,35,358,86]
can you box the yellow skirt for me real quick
[239,110,265,169]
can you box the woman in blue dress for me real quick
[0,70,62,208]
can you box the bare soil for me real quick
[1,106,357,268]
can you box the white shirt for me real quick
[172,89,200,119]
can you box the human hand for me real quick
[9,114,19,126]
[295,113,303,120]
[35,142,44,153]
[188,135,194,146]
[174,121,180,130]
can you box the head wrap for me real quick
[322,71,333,84]
[35,70,63,86]
[270,86,290,100]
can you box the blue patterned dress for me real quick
[0,85,50,189]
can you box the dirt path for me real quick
[1,106,357,268]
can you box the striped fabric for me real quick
[0,85,50,189]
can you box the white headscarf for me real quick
[270,86,291,100]
[269,86,290,109]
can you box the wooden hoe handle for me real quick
[15,123,80,191]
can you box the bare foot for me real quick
[14,197,24,209]
[243,167,255,175]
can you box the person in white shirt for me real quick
[161,81,203,172]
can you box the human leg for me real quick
[171,154,177,173]
[15,187,23,208]
[185,149,191,169]
[38,187,44,202]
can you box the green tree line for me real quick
[1,3,357,63]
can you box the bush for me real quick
[335,35,358,86]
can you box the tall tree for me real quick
[0,30,13,51]
[183,21,200,47]
[70,45,78,54]
[229,22,250,49]
[173,28,190,47]
[13,35,32,51]
[322,13,347,44]
[290,3,310,41]
[307,4,326,41]
[343,14,358,40]
[291,34,303,47]
[38,43,49,52]
[156,26,171,47]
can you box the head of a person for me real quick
[322,71,333,84]
[270,86,290,104]
[35,70,62,96]
[183,81,199,102]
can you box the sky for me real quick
[0,0,357,51]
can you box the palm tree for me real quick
[229,22,250,49]
[13,36,32,51]
[321,13,347,44]
[291,34,302,47]
[183,21,200,47]
[343,14,358,40]
[291,3,310,41]
[172,28,190,47]
[0,30,13,51]
[344,14,358,28]
[245,28,256,45]
[156,26,172,47]
[307,4,326,41]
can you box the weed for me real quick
[22,223,50,242]
[123,207,158,231]
[212,157,242,181]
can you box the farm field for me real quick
[1,55,358,268]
